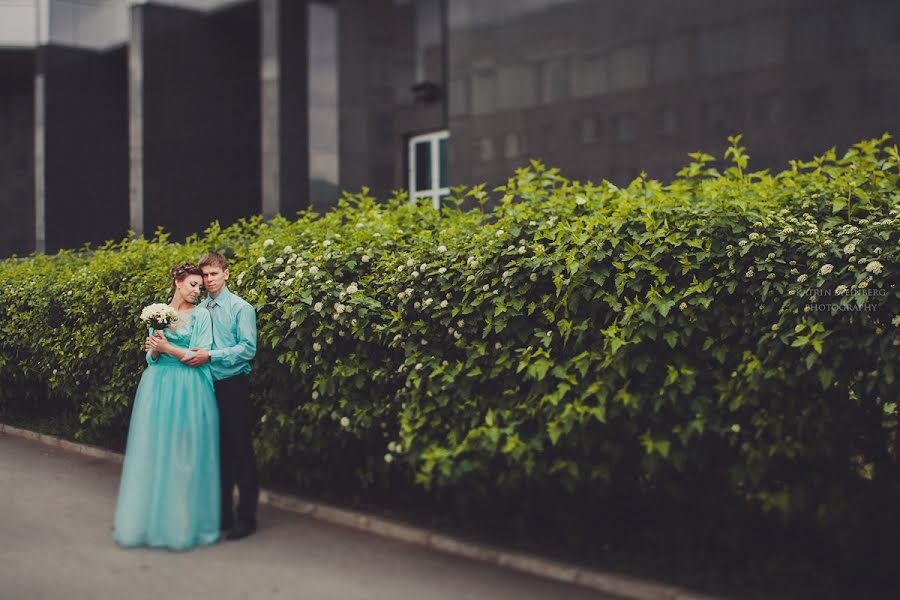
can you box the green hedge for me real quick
[2,135,899,573]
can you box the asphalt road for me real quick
[0,432,615,600]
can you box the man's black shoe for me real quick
[226,523,256,540]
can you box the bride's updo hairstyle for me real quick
[171,262,202,288]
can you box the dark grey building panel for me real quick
[0,50,35,257]
[39,45,128,254]
[446,0,900,189]
[138,1,261,240]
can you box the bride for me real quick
[113,263,221,550]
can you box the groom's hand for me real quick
[182,348,210,366]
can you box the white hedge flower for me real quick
[892,315,900,327]
[346,283,359,294]
[679,302,688,311]
[835,285,849,295]
[440,300,448,308]
[334,303,346,314]
[314,301,324,312]
[415,362,423,371]
[387,441,397,452]
[438,245,447,253]
[361,254,370,262]
[738,240,748,247]
[283,245,293,254]
[323,240,333,247]
[816,252,826,259]
[438,267,447,274]
[289,320,297,330]
[407,258,415,267]
[575,196,586,205]
[457,320,465,328]
[482,284,490,291]
[843,243,856,254]
[745,268,755,278]
[529,273,538,282]
[819,264,834,276]
[467,274,476,282]
[309,266,319,274]
[384,453,394,464]
[748,232,760,240]
[796,274,808,283]
[865,261,884,275]
[411,271,419,278]
[340,416,350,428]
[495,229,505,237]
[518,246,527,254]
[257,256,266,264]
[262,239,275,247]
[312,342,322,352]
[284,278,295,286]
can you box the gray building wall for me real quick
[40,44,128,253]
[0,50,35,257]
[136,1,261,240]
[2,0,899,257]
[446,0,900,188]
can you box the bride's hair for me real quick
[171,262,202,286]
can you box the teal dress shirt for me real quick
[198,287,257,381]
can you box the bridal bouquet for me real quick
[140,303,178,331]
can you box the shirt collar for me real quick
[207,286,232,306]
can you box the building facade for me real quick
[0,0,898,256]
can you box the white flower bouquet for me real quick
[140,303,178,331]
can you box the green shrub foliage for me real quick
[2,135,899,550]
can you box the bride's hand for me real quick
[147,331,170,353]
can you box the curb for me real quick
[1,422,720,600]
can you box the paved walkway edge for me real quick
[1,422,719,600]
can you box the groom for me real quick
[183,252,259,540]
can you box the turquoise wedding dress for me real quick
[113,307,221,550]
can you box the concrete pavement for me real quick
[0,431,619,600]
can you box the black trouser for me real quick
[214,374,258,529]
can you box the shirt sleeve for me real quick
[208,301,257,367]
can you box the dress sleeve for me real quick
[145,327,159,366]
[190,308,213,351]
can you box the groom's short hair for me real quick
[199,252,228,271]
